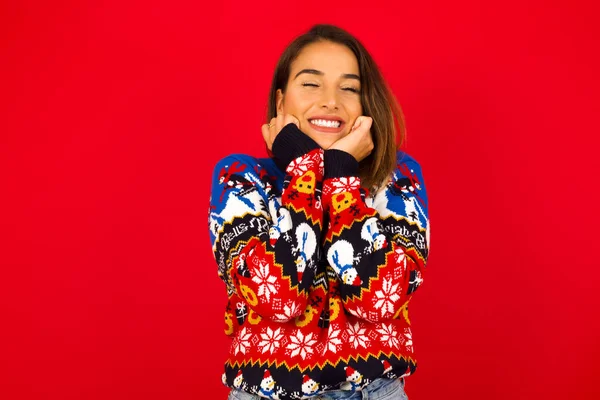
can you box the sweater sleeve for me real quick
[321,149,430,323]
[208,124,324,324]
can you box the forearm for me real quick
[321,149,429,322]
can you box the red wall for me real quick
[2,1,599,399]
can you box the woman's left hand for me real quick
[328,116,374,162]
[261,113,301,152]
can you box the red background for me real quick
[2,1,599,399]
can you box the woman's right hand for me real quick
[261,114,300,151]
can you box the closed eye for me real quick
[302,82,360,93]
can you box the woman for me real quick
[208,24,430,400]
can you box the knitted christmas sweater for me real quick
[208,124,430,399]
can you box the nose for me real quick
[320,87,339,110]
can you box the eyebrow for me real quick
[293,69,360,81]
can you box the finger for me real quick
[260,124,271,142]
[352,116,372,132]
[284,114,300,129]
[278,113,286,133]
[268,117,277,138]
[261,124,271,148]
[351,117,362,131]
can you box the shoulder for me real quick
[208,155,273,243]
[380,150,429,208]
[209,153,271,211]
[396,150,424,173]
[212,153,260,174]
[393,150,427,186]
[211,153,278,182]
[210,154,283,200]
[370,150,429,227]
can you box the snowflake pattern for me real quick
[232,327,252,355]
[328,177,361,194]
[394,247,406,264]
[392,247,407,280]
[287,330,317,359]
[273,301,302,322]
[347,321,370,349]
[286,152,324,176]
[402,328,414,352]
[322,325,342,354]
[251,260,278,302]
[373,277,401,318]
[347,305,371,322]
[376,323,400,349]
[258,327,284,355]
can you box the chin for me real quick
[302,126,345,150]
[310,135,342,150]
[315,140,335,150]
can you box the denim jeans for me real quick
[227,377,408,400]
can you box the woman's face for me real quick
[276,40,363,150]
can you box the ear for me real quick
[276,89,284,115]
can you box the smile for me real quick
[308,117,345,134]
[310,119,341,128]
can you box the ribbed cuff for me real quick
[272,123,321,172]
[324,149,359,179]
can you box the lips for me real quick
[308,115,345,134]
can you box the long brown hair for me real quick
[266,24,406,192]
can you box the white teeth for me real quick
[310,119,341,128]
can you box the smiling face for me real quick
[276,40,363,149]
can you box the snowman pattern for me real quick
[327,240,361,286]
[360,217,388,253]
[268,207,292,246]
[293,223,317,282]
[258,370,286,399]
[340,366,366,391]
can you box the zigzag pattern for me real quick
[226,350,417,372]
